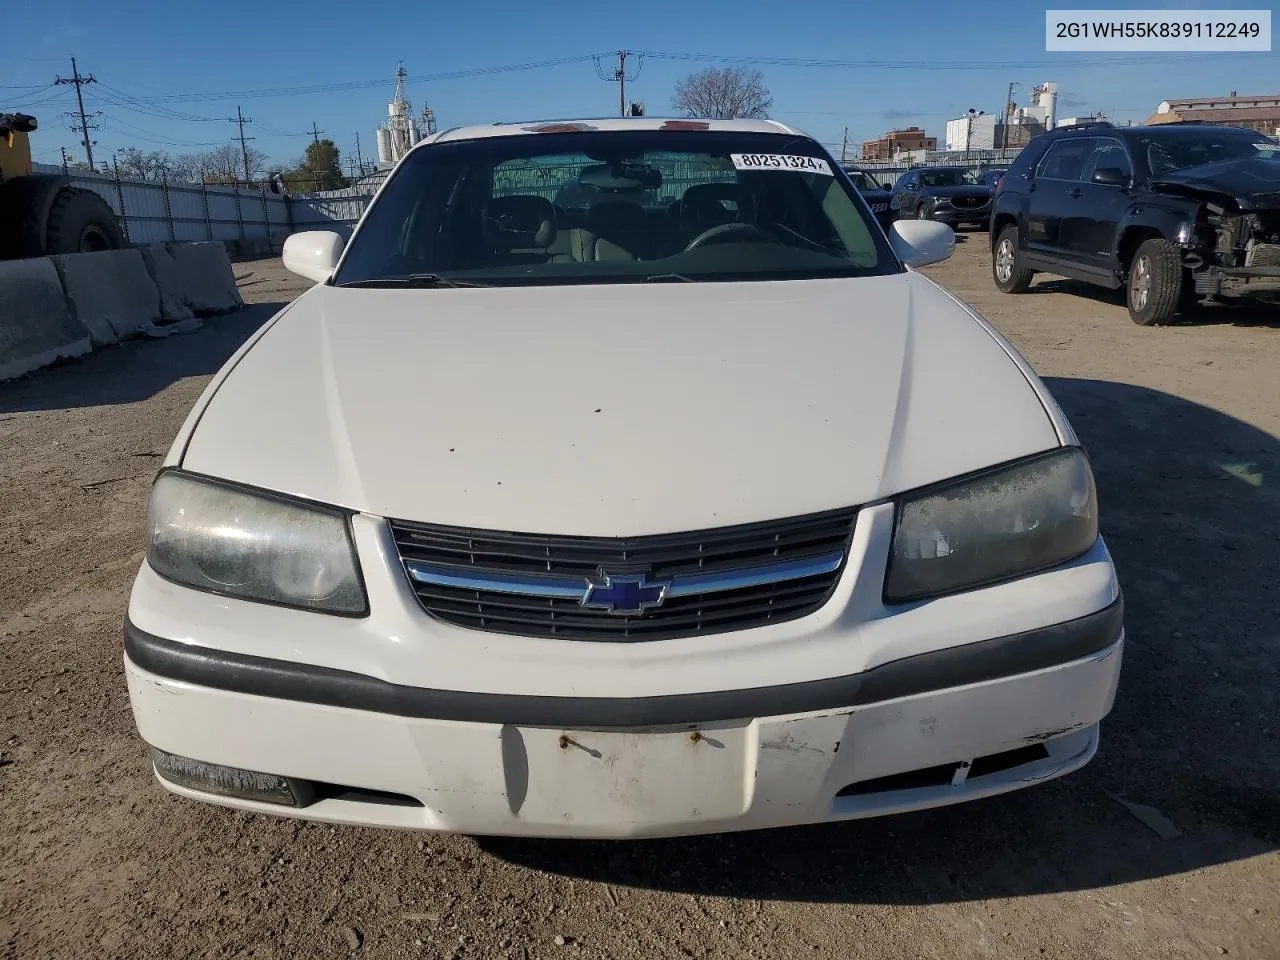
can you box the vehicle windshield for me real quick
[845,170,882,192]
[1139,130,1270,176]
[333,130,899,287]
[918,168,979,187]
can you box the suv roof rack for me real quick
[1054,119,1114,130]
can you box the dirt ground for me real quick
[2,239,1278,960]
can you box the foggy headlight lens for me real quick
[147,472,367,614]
[885,448,1098,603]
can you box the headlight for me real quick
[146,471,367,615]
[884,448,1098,603]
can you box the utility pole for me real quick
[355,132,364,173]
[55,57,99,171]
[595,51,642,118]
[230,106,255,182]
[309,122,323,144]
[1000,82,1018,150]
[840,127,849,163]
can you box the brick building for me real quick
[861,127,937,160]
[1146,93,1280,136]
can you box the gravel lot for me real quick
[2,238,1278,960]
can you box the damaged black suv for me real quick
[989,120,1280,325]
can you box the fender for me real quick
[1112,194,1199,274]
[0,173,72,260]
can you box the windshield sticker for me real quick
[731,154,833,176]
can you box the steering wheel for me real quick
[683,221,776,252]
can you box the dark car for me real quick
[989,120,1280,325]
[891,166,994,230]
[974,168,1007,188]
[841,165,894,228]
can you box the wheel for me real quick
[1127,238,1182,326]
[992,224,1033,293]
[44,187,126,255]
[915,203,931,220]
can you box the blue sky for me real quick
[5,0,1277,170]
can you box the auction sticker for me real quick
[731,154,833,175]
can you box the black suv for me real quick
[990,120,1280,325]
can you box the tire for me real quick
[1127,238,1182,326]
[916,203,931,220]
[44,187,126,255]
[992,224,1034,293]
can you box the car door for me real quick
[1064,138,1135,273]
[1024,138,1095,260]
[892,173,919,216]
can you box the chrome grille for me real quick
[953,195,989,209]
[389,507,858,642]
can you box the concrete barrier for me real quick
[167,241,245,315]
[139,244,196,323]
[0,258,92,382]
[52,249,163,346]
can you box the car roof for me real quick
[423,116,808,146]
[1056,122,1264,139]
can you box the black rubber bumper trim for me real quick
[123,596,1122,728]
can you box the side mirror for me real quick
[890,220,955,268]
[1092,167,1131,187]
[282,230,345,283]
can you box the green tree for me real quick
[284,139,349,194]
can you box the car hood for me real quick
[1149,156,1280,211]
[182,274,1058,536]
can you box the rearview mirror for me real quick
[1092,167,1131,187]
[282,230,345,283]
[890,220,955,267]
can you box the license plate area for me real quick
[504,722,757,828]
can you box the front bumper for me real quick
[124,600,1123,839]
[931,205,991,226]
[123,501,1124,838]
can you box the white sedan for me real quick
[123,117,1123,839]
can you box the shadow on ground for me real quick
[0,303,285,415]
[480,377,1280,903]
[1027,278,1280,327]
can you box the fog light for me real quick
[151,748,315,807]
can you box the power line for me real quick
[55,57,99,170]
[132,53,607,104]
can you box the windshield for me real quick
[333,130,899,287]
[845,170,882,192]
[1139,130,1270,176]
[918,168,979,187]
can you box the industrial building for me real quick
[861,127,937,160]
[941,82,1057,152]
[374,64,437,170]
[1145,93,1280,136]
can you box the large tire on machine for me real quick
[44,187,126,255]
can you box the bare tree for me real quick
[672,67,772,120]
[114,147,169,181]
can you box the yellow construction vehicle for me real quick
[1,111,126,260]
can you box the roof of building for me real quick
[424,117,805,145]
[1147,106,1280,125]
[1162,94,1280,109]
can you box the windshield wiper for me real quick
[335,274,490,289]
[640,273,696,283]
